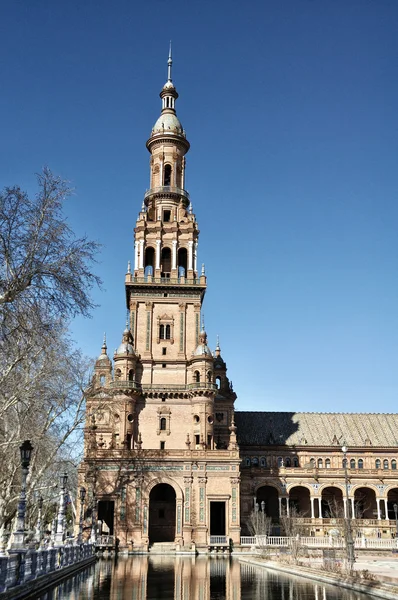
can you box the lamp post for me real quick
[394,503,398,537]
[11,440,34,548]
[55,472,68,546]
[90,491,97,544]
[35,496,43,545]
[78,487,86,544]
[342,444,355,573]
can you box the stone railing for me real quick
[0,542,94,594]
[240,535,398,550]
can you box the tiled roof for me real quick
[234,412,398,448]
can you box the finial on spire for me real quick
[201,315,205,332]
[201,263,205,276]
[101,332,107,353]
[216,335,220,350]
[125,313,130,331]
[127,260,131,274]
[167,41,172,82]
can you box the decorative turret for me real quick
[113,324,138,383]
[93,334,112,388]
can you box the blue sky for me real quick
[1,0,397,413]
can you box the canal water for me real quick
[38,556,374,599]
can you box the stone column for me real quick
[286,499,290,517]
[310,497,315,519]
[351,498,355,519]
[194,241,198,274]
[139,240,144,269]
[155,240,161,271]
[384,499,389,519]
[376,498,381,520]
[343,498,347,518]
[278,497,282,517]
[188,241,193,271]
[318,497,322,519]
[172,240,177,271]
[134,241,138,272]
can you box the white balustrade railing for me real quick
[0,543,95,593]
[209,536,228,545]
[240,535,398,550]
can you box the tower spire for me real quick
[167,41,172,82]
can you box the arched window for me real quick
[159,324,165,339]
[161,247,171,277]
[277,457,283,467]
[165,324,171,339]
[207,371,212,382]
[160,417,167,431]
[350,459,356,469]
[251,457,259,467]
[194,371,200,383]
[260,457,267,468]
[285,457,291,467]
[383,459,389,470]
[375,459,381,469]
[293,457,299,468]
[178,248,187,277]
[115,369,121,379]
[310,458,315,467]
[317,458,323,469]
[216,376,221,389]
[358,459,364,469]
[325,458,331,468]
[144,247,155,275]
[128,369,134,382]
[164,164,172,186]
[99,375,105,386]
[245,458,250,467]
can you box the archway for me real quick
[161,247,171,277]
[354,487,377,519]
[387,488,398,520]
[149,483,176,543]
[288,486,311,517]
[256,486,279,519]
[144,247,155,276]
[321,487,344,518]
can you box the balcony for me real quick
[131,277,204,286]
[142,382,217,392]
[107,381,217,393]
[144,186,190,202]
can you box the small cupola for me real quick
[93,334,112,387]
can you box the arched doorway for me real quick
[354,487,377,519]
[288,486,311,517]
[256,486,279,519]
[387,488,398,520]
[321,487,344,518]
[149,483,176,543]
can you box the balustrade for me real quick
[0,543,95,594]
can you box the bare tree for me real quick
[0,167,101,318]
[0,168,101,531]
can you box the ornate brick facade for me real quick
[78,53,398,552]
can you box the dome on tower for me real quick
[115,327,135,356]
[152,112,184,136]
[96,334,111,364]
[193,326,212,357]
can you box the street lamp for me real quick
[11,440,34,548]
[393,503,398,537]
[55,472,68,546]
[78,487,86,544]
[342,444,355,573]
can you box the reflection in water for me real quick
[37,557,373,600]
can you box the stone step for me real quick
[149,542,176,554]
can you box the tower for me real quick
[80,50,240,553]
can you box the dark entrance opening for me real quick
[149,483,176,543]
[210,501,226,536]
[97,500,114,535]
